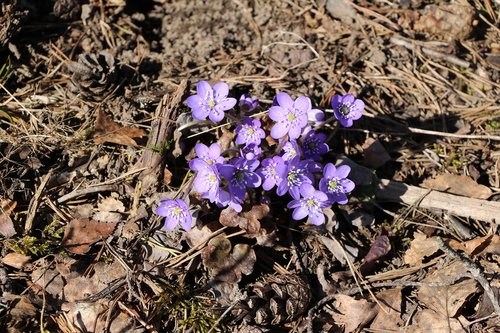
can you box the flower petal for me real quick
[186,95,202,109]
[180,216,193,231]
[289,186,300,200]
[216,97,237,111]
[323,163,336,178]
[262,177,275,191]
[342,94,355,105]
[208,109,225,122]
[294,96,311,113]
[271,121,290,139]
[299,183,315,197]
[288,124,302,140]
[341,179,355,193]
[308,108,325,123]
[218,164,235,180]
[331,95,341,110]
[163,217,178,230]
[213,82,229,100]
[155,204,170,217]
[192,105,210,120]
[196,81,212,98]
[336,165,351,178]
[269,106,287,121]
[310,212,325,225]
[292,206,308,220]
[195,143,209,159]
[353,99,365,113]
[276,92,293,108]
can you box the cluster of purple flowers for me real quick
[156,81,363,231]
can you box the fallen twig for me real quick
[376,179,500,224]
[390,37,471,68]
[25,169,53,234]
[57,184,120,204]
[436,237,500,317]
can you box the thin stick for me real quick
[57,184,120,204]
[390,37,470,68]
[436,237,500,317]
[25,170,53,234]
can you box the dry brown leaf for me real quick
[411,309,467,333]
[201,237,256,283]
[218,126,235,152]
[62,218,117,254]
[403,233,439,266]
[93,109,146,146]
[4,295,37,320]
[92,211,122,223]
[31,265,65,300]
[97,196,125,213]
[318,235,358,265]
[449,235,500,256]
[370,288,403,330]
[63,276,103,303]
[331,294,377,332]
[421,174,492,199]
[219,205,270,236]
[418,261,477,317]
[61,301,107,332]
[1,252,30,269]
[0,198,16,238]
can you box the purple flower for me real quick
[156,199,193,231]
[256,156,286,191]
[218,157,261,212]
[269,92,310,140]
[307,108,325,126]
[186,81,237,122]
[235,117,266,146]
[331,94,364,127]
[277,157,314,200]
[241,143,262,160]
[287,184,329,225]
[282,140,301,162]
[301,130,329,160]
[239,94,259,113]
[194,143,225,166]
[319,163,355,204]
[189,159,228,206]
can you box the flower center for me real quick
[173,207,182,215]
[208,100,216,108]
[328,178,342,193]
[307,199,315,207]
[234,170,245,182]
[340,105,350,116]
[288,113,296,121]
[246,128,254,135]
[307,141,316,150]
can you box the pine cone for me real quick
[68,51,120,100]
[238,274,311,325]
